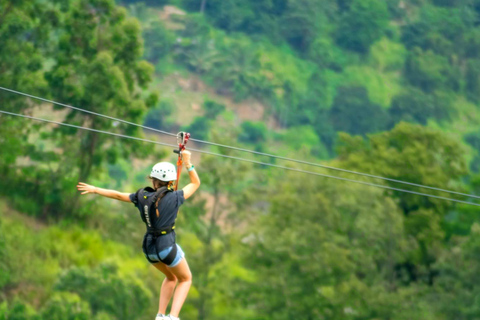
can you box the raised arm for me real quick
[77,182,131,202]
[181,151,200,200]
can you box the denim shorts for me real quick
[146,244,185,267]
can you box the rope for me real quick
[1,109,480,207]
[0,86,478,200]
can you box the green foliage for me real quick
[336,0,390,53]
[41,292,92,320]
[273,125,330,159]
[308,37,346,71]
[329,86,389,135]
[0,0,53,214]
[143,21,175,63]
[5,1,480,319]
[196,0,256,32]
[279,0,333,51]
[389,87,435,126]
[183,0,286,40]
[185,116,210,140]
[433,223,480,318]
[401,5,475,55]
[0,219,9,290]
[203,99,225,119]
[342,65,403,108]
[466,59,480,102]
[144,98,175,131]
[1,300,40,320]
[369,37,407,71]
[121,0,169,6]
[238,121,267,144]
[45,0,156,183]
[55,264,152,319]
[337,122,468,214]
[405,48,460,93]
[0,302,6,320]
[389,88,454,127]
[244,167,409,319]
[0,0,158,219]
[465,131,480,172]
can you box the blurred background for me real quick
[1,0,480,319]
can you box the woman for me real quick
[77,150,200,320]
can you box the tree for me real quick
[41,292,92,320]
[241,166,410,319]
[336,0,390,53]
[0,219,9,290]
[433,223,480,318]
[466,59,480,102]
[308,37,345,71]
[203,99,225,119]
[404,48,460,93]
[194,0,255,32]
[329,86,389,136]
[464,131,480,173]
[29,0,157,218]
[142,20,175,63]
[336,123,468,284]
[0,0,55,211]
[389,87,434,127]
[54,264,152,319]
[2,0,157,218]
[238,121,267,144]
[144,99,175,131]
[185,116,210,140]
[337,122,468,215]
[401,5,474,56]
[210,34,268,101]
[279,0,334,51]
[1,299,40,320]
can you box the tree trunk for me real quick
[197,187,220,320]
[72,118,99,212]
[200,0,207,13]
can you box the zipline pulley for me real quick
[174,132,191,155]
[173,132,191,191]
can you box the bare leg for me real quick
[152,262,178,314]
[168,258,192,318]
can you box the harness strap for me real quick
[146,225,175,236]
[142,235,178,265]
[142,236,157,264]
[175,156,183,191]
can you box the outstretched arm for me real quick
[77,182,131,202]
[181,151,201,200]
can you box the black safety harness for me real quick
[136,186,177,265]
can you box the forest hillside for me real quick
[1,0,480,319]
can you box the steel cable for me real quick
[1,86,479,199]
[1,109,480,207]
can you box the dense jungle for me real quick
[1,0,480,319]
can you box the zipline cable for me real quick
[1,109,480,207]
[0,86,177,137]
[1,86,479,200]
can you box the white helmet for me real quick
[150,162,177,181]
